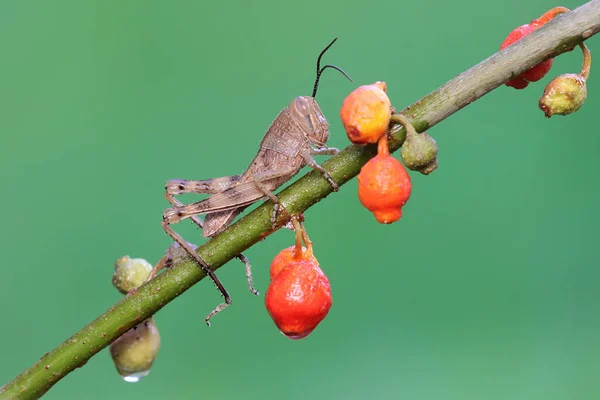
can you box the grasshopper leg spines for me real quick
[237,253,259,296]
[301,151,339,191]
[204,297,232,327]
[162,216,232,326]
[163,176,259,309]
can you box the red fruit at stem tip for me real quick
[265,258,332,340]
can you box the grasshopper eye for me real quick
[291,97,317,132]
[294,96,311,115]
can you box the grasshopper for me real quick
[162,38,351,325]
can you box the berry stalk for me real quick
[579,42,592,79]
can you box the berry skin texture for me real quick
[539,73,587,117]
[270,245,316,281]
[358,153,412,224]
[265,258,332,340]
[340,81,391,144]
[400,131,439,175]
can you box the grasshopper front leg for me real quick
[311,146,339,156]
[301,148,340,191]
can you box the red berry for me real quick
[265,258,332,340]
[500,8,570,89]
[270,245,316,281]
[505,76,530,90]
[501,23,553,89]
[358,151,412,224]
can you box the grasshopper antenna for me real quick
[312,37,353,98]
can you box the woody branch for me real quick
[2,1,599,398]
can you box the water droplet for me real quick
[120,369,150,383]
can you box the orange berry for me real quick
[358,153,412,223]
[340,81,391,144]
[265,258,332,340]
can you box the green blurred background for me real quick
[1,0,599,399]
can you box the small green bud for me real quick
[400,131,439,175]
[112,256,152,294]
[539,73,587,117]
[110,319,161,383]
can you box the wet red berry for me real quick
[265,258,332,340]
[265,219,332,339]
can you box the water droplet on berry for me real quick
[120,369,151,383]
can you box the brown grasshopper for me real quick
[161,38,351,326]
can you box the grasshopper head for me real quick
[290,96,330,147]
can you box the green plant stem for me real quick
[3,1,600,398]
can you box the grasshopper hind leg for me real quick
[162,218,232,326]
[163,177,259,325]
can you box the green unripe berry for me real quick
[400,131,439,175]
[539,73,587,117]
[112,256,152,294]
[110,319,161,382]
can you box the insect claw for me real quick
[322,172,339,192]
[271,203,290,230]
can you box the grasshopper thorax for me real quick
[289,96,330,148]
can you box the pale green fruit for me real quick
[110,319,161,382]
[400,131,439,175]
[539,73,587,117]
[112,256,152,294]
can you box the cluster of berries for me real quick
[501,7,591,117]
[110,256,161,382]
[340,81,438,223]
[110,6,594,354]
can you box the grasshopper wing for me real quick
[186,180,268,215]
